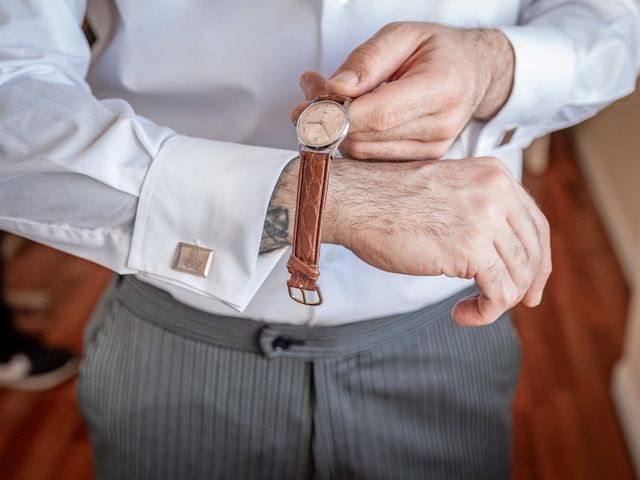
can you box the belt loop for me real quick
[259,326,284,357]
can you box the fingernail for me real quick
[330,70,360,87]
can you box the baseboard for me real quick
[612,360,640,477]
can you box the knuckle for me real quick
[501,287,517,307]
[495,292,510,308]
[466,233,489,256]
[428,142,449,159]
[532,259,552,286]
[381,21,404,33]
[431,123,457,141]
[460,258,478,279]
[483,166,514,192]
[540,215,551,236]
[366,103,396,132]
[474,195,503,221]
[432,65,465,107]
[484,263,514,307]
[403,96,420,114]
[380,21,418,39]
[515,240,532,269]
[523,266,536,288]
[480,156,508,170]
[444,258,477,280]
[495,283,517,308]
[352,41,384,71]
[443,75,465,108]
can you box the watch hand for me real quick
[321,123,330,136]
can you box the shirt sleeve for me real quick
[0,0,297,311]
[474,0,640,153]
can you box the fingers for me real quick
[492,222,537,303]
[339,137,450,161]
[348,112,452,142]
[452,251,518,326]
[300,71,329,100]
[346,75,448,134]
[455,212,546,327]
[291,71,330,124]
[326,22,427,97]
[291,101,310,125]
[452,161,551,326]
[516,187,552,306]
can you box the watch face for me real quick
[296,101,349,149]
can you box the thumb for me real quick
[326,23,425,97]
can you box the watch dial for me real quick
[296,101,348,148]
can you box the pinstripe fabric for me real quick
[312,313,520,480]
[77,276,520,480]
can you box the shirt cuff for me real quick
[127,135,297,311]
[474,25,577,153]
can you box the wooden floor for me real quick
[0,131,635,479]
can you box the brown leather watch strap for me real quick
[315,94,349,104]
[287,94,350,306]
[286,150,331,305]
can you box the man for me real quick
[0,0,638,478]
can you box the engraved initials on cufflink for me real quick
[173,242,214,277]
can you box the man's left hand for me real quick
[293,22,514,161]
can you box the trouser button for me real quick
[272,336,291,351]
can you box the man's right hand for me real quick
[318,157,550,326]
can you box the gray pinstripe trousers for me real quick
[77,276,521,480]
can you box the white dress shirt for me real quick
[0,0,638,326]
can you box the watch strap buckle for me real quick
[287,283,323,306]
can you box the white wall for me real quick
[573,79,640,476]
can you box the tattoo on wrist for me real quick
[259,160,297,254]
[260,206,290,253]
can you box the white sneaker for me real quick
[0,338,79,391]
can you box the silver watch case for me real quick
[295,99,351,155]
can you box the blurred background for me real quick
[0,66,639,480]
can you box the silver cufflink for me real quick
[173,242,214,277]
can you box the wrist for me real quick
[467,28,515,120]
[262,155,353,251]
[322,158,354,247]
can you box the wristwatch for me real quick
[287,95,351,306]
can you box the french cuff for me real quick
[474,25,577,153]
[127,135,298,311]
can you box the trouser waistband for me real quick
[114,276,477,360]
